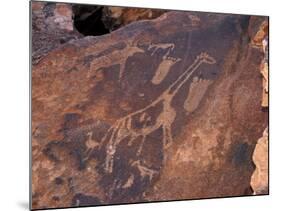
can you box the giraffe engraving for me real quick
[84,52,216,175]
[45,50,217,202]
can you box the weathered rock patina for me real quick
[31,3,269,209]
[101,6,167,32]
[251,127,268,195]
[32,2,82,64]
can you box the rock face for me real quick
[72,5,167,35]
[102,7,167,32]
[251,127,268,194]
[32,2,82,64]
[31,3,269,209]
[248,16,269,107]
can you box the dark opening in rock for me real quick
[73,5,110,36]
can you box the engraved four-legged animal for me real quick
[85,52,216,174]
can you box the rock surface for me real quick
[248,16,269,107]
[251,127,268,194]
[72,5,167,35]
[31,4,269,209]
[102,7,167,32]
[32,2,82,64]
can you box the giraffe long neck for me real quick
[118,54,213,118]
[165,56,205,97]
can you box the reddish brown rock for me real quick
[32,2,82,64]
[260,36,269,107]
[72,5,167,35]
[250,127,268,195]
[248,16,269,107]
[260,56,268,107]
[102,7,167,31]
[32,7,268,210]
[249,16,269,48]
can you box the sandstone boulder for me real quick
[32,8,268,209]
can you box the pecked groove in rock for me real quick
[32,5,269,209]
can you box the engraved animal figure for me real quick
[85,52,216,176]
[88,42,144,80]
[149,43,181,84]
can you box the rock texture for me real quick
[102,7,167,32]
[260,37,269,107]
[248,16,269,107]
[251,127,268,194]
[32,2,82,64]
[31,3,269,209]
[72,5,167,35]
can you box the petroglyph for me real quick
[63,120,107,138]
[149,43,181,84]
[152,57,181,85]
[188,14,201,26]
[85,41,144,80]
[85,132,100,150]
[31,8,270,208]
[84,52,216,175]
[148,43,175,55]
[184,76,212,113]
[122,174,135,188]
[131,160,158,181]
[85,42,181,84]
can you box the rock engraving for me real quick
[84,41,144,80]
[85,52,216,175]
[149,43,181,84]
